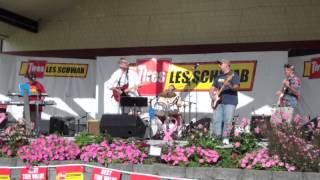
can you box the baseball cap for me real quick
[217,59,231,65]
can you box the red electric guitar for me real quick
[112,82,149,102]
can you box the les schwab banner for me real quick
[136,58,257,96]
[19,61,88,78]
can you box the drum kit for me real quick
[138,96,195,140]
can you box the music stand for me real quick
[120,97,148,107]
[120,97,148,115]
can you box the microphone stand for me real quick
[193,64,199,121]
[186,63,199,123]
[187,74,192,123]
[75,112,88,135]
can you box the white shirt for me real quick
[106,68,140,97]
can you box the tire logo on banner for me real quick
[303,58,320,79]
[136,59,257,96]
[137,58,171,95]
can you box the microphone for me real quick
[194,63,199,70]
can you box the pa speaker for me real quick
[100,114,146,138]
[49,116,73,136]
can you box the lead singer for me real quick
[209,60,240,145]
[105,57,140,114]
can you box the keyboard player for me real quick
[26,72,46,131]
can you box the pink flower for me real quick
[235,142,241,148]
[199,159,205,164]
[254,127,261,134]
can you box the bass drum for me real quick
[150,117,163,137]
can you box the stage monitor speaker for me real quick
[100,114,146,138]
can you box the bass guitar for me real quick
[211,73,234,110]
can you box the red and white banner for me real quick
[56,166,84,180]
[91,167,121,180]
[137,58,172,95]
[0,168,11,180]
[310,57,320,79]
[20,167,47,180]
[130,174,161,180]
[28,60,48,78]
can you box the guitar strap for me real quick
[117,69,129,86]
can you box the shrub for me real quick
[80,139,148,165]
[240,148,296,171]
[0,121,29,157]
[161,145,219,167]
[266,113,320,172]
[18,134,81,165]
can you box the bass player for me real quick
[106,57,141,114]
[209,59,240,145]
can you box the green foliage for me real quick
[231,132,260,155]
[185,126,221,149]
[75,131,113,148]
[215,148,238,168]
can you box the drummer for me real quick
[157,84,183,127]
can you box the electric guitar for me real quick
[211,73,234,110]
[112,82,149,102]
[277,85,286,106]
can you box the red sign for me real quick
[130,174,161,180]
[28,60,47,78]
[56,166,84,180]
[0,168,11,180]
[91,167,121,180]
[310,58,320,79]
[137,58,171,95]
[20,167,47,180]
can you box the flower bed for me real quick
[0,114,319,174]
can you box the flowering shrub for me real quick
[80,139,148,165]
[0,121,29,157]
[240,148,296,171]
[161,145,220,167]
[267,113,320,172]
[18,134,81,165]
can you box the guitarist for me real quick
[106,58,140,114]
[209,60,240,145]
[275,64,301,121]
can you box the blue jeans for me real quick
[211,104,236,138]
